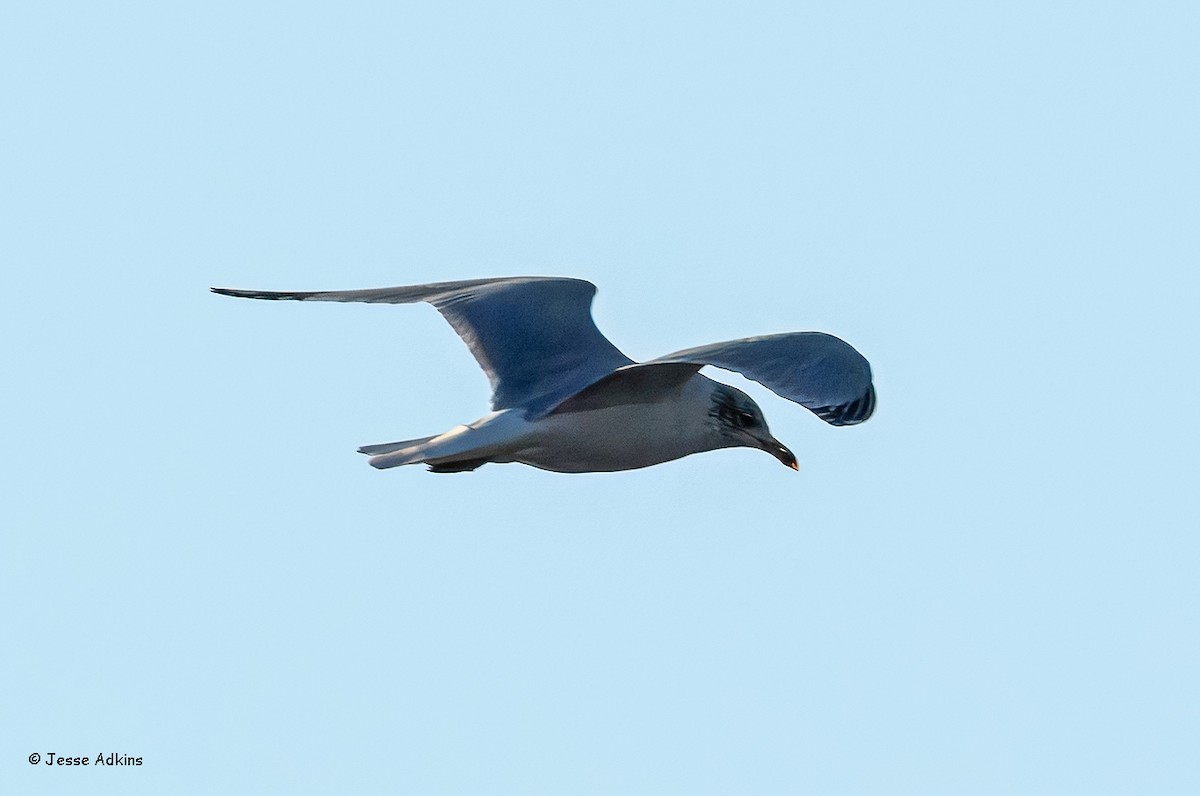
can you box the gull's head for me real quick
[707,384,798,470]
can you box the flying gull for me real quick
[212,277,875,473]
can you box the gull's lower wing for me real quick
[549,362,702,414]
[648,332,876,426]
[212,277,633,414]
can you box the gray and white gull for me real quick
[212,276,875,473]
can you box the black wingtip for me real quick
[210,287,311,301]
[812,384,876,426]
[211,287,257,298]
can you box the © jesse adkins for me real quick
[42,752,142,766]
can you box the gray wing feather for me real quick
[212,277,633,415]
[648,332,876,426]
[549,362,702,414]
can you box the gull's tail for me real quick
[357,436,437,456]
[360,410,534,473]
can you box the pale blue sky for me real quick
[3,2,1197,794]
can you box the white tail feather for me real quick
[366,411,534,471]
[357,436,436,456]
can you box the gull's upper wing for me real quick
[211,277,633,415]
[647,332,876,426]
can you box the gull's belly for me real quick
[514,402,711,473]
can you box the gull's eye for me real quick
[716,399,758,429]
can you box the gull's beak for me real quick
[762,436,798,471]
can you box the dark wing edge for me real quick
[210,276,575,305]
[809,382,876,426]
[649,332,876,427]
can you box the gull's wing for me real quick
[647,332,876,426]
[211,277,633,415]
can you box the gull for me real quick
[211,276,875,473]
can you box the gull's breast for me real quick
[514,382,717,473]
